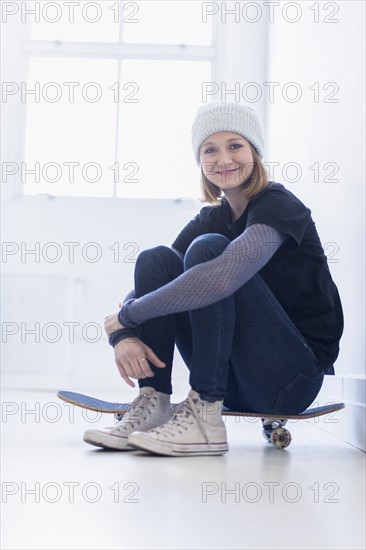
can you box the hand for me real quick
[114,338,166,388]
[104,312,125,337]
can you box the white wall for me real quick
[266,0,365,377]
[1,2,365,448]
[264,0,365,450]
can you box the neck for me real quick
[223,188,249,222]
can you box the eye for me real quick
[203,146,215,154]
[230,143,243,150]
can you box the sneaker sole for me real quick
[83,430,134,451]
[128,434,228,456]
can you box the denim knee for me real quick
[184,234,230,269]
[136,245,176,267]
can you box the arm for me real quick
[119,246,183,306]
[118,223,286,328]
[121,288,136,303]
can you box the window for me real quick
[23,1,215,199]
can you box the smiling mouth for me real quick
[216,168,240,175]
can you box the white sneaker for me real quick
[83,387,172,450]
[127,389,228,456]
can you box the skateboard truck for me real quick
[261,418,292,448]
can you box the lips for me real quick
[216,168,239,175]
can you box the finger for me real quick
[137,358,155,378]
[116,362,135,388]
[123,361,139,380]
[120,348,153,378]
[106,320,120,334]
[120,354,153,379]
[128,360,147,380]
[144,347,166,369]
[116,359,135,388]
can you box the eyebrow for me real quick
[202,137,246,147]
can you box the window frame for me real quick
[15,10,220,201]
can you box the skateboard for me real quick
[57,390,345,449]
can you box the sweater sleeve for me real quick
[121,288,136,303]
[118,224,286,328]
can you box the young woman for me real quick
[84,101,344,456]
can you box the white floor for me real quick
[1,390,365,550]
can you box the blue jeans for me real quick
[134,234,324,415]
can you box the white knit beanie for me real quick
[191,101,264,165]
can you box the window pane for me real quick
[24,57,118,197]
[123,1,212,45]
[116,59,211,199]
[30,0,120,42]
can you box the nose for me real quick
[214,145,235,165]
[216,150,234,168]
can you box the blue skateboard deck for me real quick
[57,390,345,419]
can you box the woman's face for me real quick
[199,131,254,190]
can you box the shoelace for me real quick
[114,393,156,430]
[150,395,210,444]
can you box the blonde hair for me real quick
[199,144,269,205]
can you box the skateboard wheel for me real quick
[270,428,292,449]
